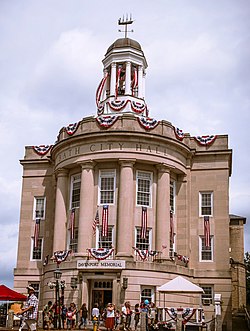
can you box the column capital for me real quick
[55,168,69,178]
[119,159,136,168]
[156,163,171,174]
[78,160,95,170]
[111,62,117,68]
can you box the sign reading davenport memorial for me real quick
[77,259,126,269]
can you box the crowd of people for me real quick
[42,299,156,331]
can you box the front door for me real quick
[92,280,113,314]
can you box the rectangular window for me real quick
[201,285,213,305]
[69,228,78,253]
[99,170,116,205]
[136,171,152,207]
[28,283,40,299]
[96,226,113,249]
[31,238,43,260]
[71,174,81,209]
[199,192,213,216]
[199,236,213,261]
[135,227,151,251]
[170,181,175,213]
[33,197,46,219]
[169,234,176,258]
[141,286,155,303]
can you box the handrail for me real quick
[244,306,250,330]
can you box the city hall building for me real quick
[14,24,246,330]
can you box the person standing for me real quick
[134,304,140,331]
[79,303,88,329]
[92,303,100,331]
[18,285,39,331]
[43,300,54,329]
[105,303,115,331]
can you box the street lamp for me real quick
[54,268,62,330]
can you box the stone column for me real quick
[156,164,170,259]
[110,63,117,96]
[116,159,135,259]
[77,161,95,254]
[138,65,143,98]
[53,168,68,253]
[125,61,131,95]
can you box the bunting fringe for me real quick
[65,122,79,136]
[87,248,114,261]
[33,145,52,156]
[96,115,119,128]
[137,116,159,130]
[174,127,185,141]
[52,250,71,265]
[194,135,217,146]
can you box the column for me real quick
[156,164,170,259]
[110,63,117,96]
[125,61,131,95]
[77,161,95,254]
[137,65,143,98]
[53,168,68,253]
[116,159,135,258]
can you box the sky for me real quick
[0,0,250,288]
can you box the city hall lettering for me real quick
[77,260,125,269]
[56,142,169,164]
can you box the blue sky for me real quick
[0,0,249,287]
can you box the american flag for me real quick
[141,207,148,239]
[69,209,75,240]
[102,205,109,237]
[170,211,175,244]
[115,66,122,98]
[131,67,138,95]
[204,216,210,247]
[34,218,40,249]
[92,207,100,236]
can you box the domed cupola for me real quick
[96,17,148,117]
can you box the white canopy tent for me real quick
[156,276,205,331]
[157,276,204,294]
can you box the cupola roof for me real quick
[106,37,142,55]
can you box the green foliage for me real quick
[244,252,250,306]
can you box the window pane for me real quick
[35,198,45,218]
[98,226,113,248]
[136,228,150,250]
[72,181,80,208]
[201,193,212,215]
[170,181,175,212]
[141,288,152,303]
[137,172,151,206]
[100,171,115,204]
[32,239,42,260]
[201,286,213,300]
[201,237,212,260]
[69,228,78,253]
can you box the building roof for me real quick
[229,214,246,224]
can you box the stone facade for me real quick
[14,34,246,331]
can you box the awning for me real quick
[157,276,204,293]
[0,285,27,301]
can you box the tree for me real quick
[244,252,250,306]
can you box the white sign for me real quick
[77,259,126,269]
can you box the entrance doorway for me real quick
[92,280,113,314]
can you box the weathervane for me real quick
[118,14,134,38]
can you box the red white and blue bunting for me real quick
[96,72,109,108]
[107,100,128,111]
[174,127,184,141]
[65,122,79,136]
[87,247,114,261]
[174,252,189,265]
[133,247,148,261]
[96,115,119,128]
[52,250,71,265]
[194,135,217,146]
[131,101,147,114]
[165,308,197,324]
[33,145,52,156]
[137,116,159,130]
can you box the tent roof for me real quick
[0,285,27,301]
[157,276,204,293]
